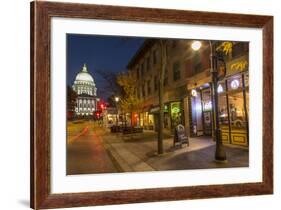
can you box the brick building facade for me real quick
[126,39,249,146]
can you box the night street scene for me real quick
[66,34,249,175]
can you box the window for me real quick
[164,67,168,86]
[173,62,181,81]
[193,53,202,74]
[244,73,249,114]
[142,84,146,98]
[232,42,248,58]
[147,80,151,95]
[146,56,150,71]
[227,75,247,132]
[154,76,158,91]
[172,40,177,48]
[137,89,140,99]
[136,67,139,79]
[153,50,157,64]
[218,82,229,127]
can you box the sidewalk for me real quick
[98,128,249,172]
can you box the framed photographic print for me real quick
[30,1,273,209]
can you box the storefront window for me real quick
[191,89,203,136]
[170,102,182,129]
[201,88,212,136]
[218,82,229,129]
[227,75,247,131]
[244,73,249,115]
[148,114,154,126]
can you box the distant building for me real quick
[72,64,99,117]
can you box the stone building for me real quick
[127,39,249,146]
[72,64,99,117]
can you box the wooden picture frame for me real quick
[30,1,273,209]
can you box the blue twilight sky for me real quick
[67,34,145,101]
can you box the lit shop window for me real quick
[227,75,247,131]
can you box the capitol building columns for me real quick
[72,64,99,117]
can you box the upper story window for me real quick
[164,67,168,86]
[136,67,140,79]
[141,63,144,76]
[154,76,158,91]
[147,80,151,95]
[193,53,202,74]
[172,40,177,48]
[142,84,146,98]
[146,56,150,71]
[232,42,248,58]
[153,50,157,65]
[137,89,140,99]
[173,62,181,81]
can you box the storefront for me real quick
[139,111,154,130]
[190,83,212,137]
[149,104,169,131]
[149,102,183,132]
[217,72,249,146]
[189,72,249,146]
[170,101,183,130]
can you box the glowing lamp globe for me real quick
[191,41,202,51]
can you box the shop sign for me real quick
[191,89,197,97]
[217,84,224,93]
[230,79,240,89]
[171,102,181,114]
[150,105,168,113]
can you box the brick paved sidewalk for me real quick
[99,128,249,173]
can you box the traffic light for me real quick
[98,101,106,111]
[94,110,102,120]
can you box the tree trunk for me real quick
[158,40,166,154]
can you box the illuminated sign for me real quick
[231,79,240,89]
[191,89,197,97]
[150,104,169,113]
[171,102,181,114]
[171,106,180,114]
[217,84,224,93]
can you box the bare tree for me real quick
[95,68,120,96]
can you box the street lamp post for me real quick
[114,96,119,126]
[192,40,227,162]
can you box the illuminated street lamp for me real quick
[191,40,227,162]
[114,96,120,126]
[191,41,202,51]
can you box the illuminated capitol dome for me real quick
[72,64,99,116]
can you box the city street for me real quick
[67,120,248,175]
[67,121,118,174]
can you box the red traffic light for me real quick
[98,101,106,110]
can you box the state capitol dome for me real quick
[72,64,97,97]
[74,64,95,83]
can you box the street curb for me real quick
[105,144,133,172]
